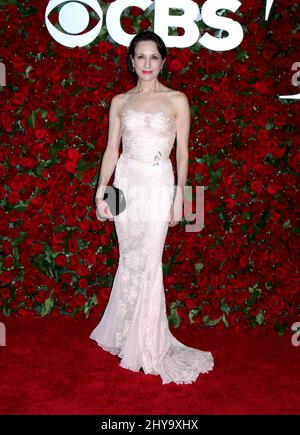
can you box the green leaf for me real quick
[76,160,87,180]
[210,167,223,184]
[232,134,242,148]
[190,105,199,116]
[235,50,249,62]
[265,281,273,290]
[194,172,203,182]
[255,310,265,325]
[195,157,204,164]
[25,65,33,79]
[2,304,11,317]
[83,294,98,318]
[219,298,231,314]
[199,86,212,93]
[203,153,218,167]
[202,314,222,326]
[265,118,274,130]
[242,211,252,220]
[106,257,115,267]
[195,262,204,273]
[27,111,36,129]
[283,219,292,229]
[163,239,184,275]
[13,246,20,261]
[35,165,44,177]
[168,302,181,328]
[41,291,54,317]
[274,320,287,336]
[222,313,230,327]
[189,308,199,323]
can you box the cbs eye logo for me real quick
[45,0,103,47]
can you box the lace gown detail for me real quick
[90,109,214,384]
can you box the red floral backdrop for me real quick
[0,0,299,335]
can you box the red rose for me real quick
[55,254,67,267]
[7,190,20,205]
[267,183,281,195]
[51,308,60,317]
[35,291,49,303]
[60,273,73,284]
[0,271,14,285]
[120,17,133,33]
[168,58,184,73]
[18,307,33,317]
[10,92,26,106]
[192,315,202,325]
[239,255,249,268]
[140,19,151,31]
[177,308,190,328]
[165,275,175,286]
[75,264,89,277]
[34,128,47,140]
[66,160,78,174]
[67,148,82,162]
[185,298,198,309]
[223,197,236,209]
[0,288,10,299]
[78,279,88,289]
[130,6,142,16]
[177,290,189,301]
[31,243,45,255]
[3,257,13,268]
[273,114,287,127]
[99,287,111,302]
[251,180,263,193]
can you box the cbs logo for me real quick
[45,0,103,48]
[45,0,245,51]
[44,0,279,50]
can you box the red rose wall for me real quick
[0,0,299,336]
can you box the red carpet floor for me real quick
[0,317,299,415]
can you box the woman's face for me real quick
[131,40,165,79]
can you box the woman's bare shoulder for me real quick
[171,90,189,107]
[111,91,135,111]
[159,85,182,95]
[168,91,189,120]
[162,87,188,105]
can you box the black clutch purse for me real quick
[103,185,126,216]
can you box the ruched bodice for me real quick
[120,109,176,164]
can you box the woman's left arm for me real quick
[168,92,190,227]
[174,92,190,202]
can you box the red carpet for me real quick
[0,318,299,415]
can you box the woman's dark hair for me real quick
[126,31,168,76]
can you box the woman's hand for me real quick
[95,199,114,221]
[168,194,183,227]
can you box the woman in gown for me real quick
[90,31,214,385]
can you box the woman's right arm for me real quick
[95,94,122,204]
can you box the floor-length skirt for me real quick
[90,153,214,384]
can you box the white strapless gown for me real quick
[90,108,214,384]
